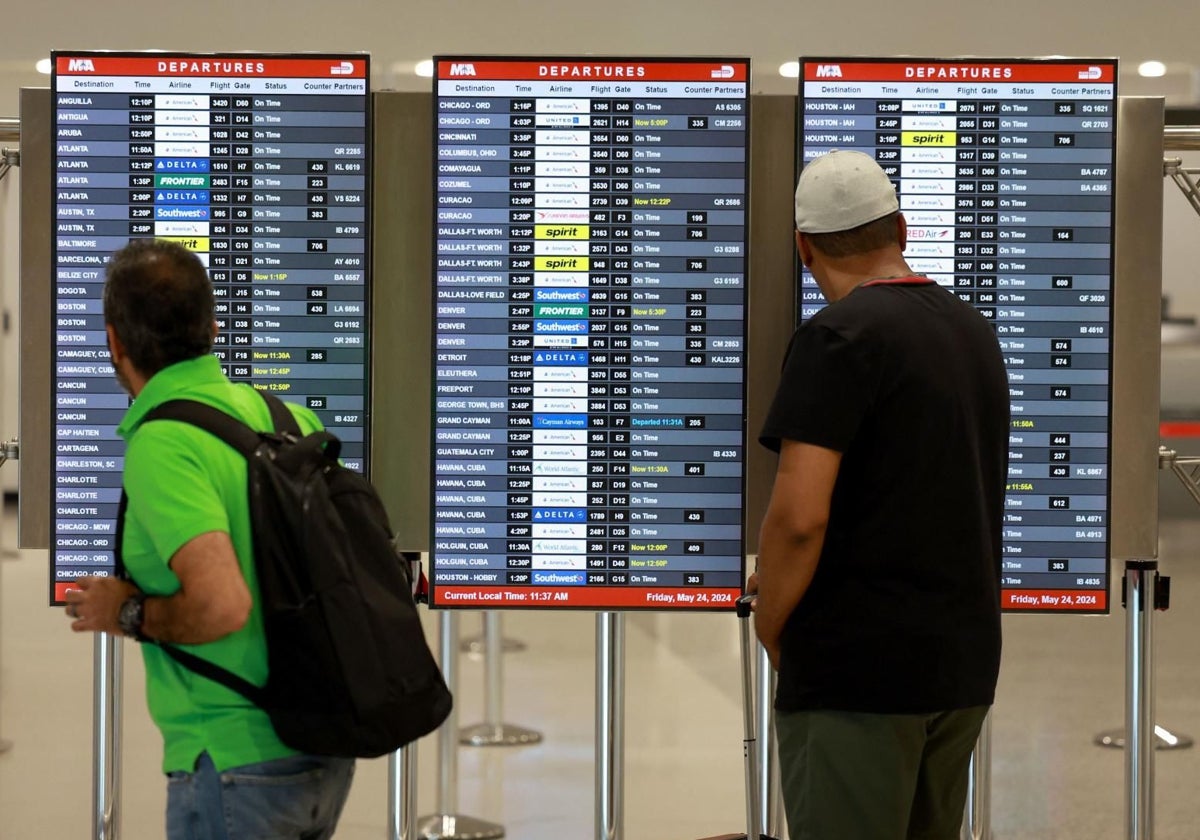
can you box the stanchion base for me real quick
[0,738,12,754]
[417,813,505,840]
[1093,725,1195,750]
[458,723,543,747]
[460,636,527,655]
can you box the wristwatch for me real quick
[117,592,151,642]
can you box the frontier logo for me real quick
[814,64,843,78]
[449,63,477,76]
[67,59,95,72]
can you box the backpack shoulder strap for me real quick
[156,643,267,706]
[142,399,263,459]
[254,388,302,437]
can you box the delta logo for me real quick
[449,63,476,76]
[814,64,843,78]
[67,59,95,72]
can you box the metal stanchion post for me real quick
[418,611,504,840]
[388,744,419,840]
[460,611,541,747]
[1093,449,1196,753]
[596,612,625,840]
[739,606,762,840]
[960,711,992,840]
[93,632,122,840]
[0,438,18,753]
[756,642,781,837]
[1125,561,1160,840]
[461,610,526,655]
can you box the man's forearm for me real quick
[140,589,249,645]
[754,527,824,666]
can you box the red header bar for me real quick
[1003,588,1107,611]
[433,585,741,609]
[54,56,367,79]
[437,60,748,83]
[803,60,1115,84]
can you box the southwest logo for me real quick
[814,64,842,78]
[67,59,95,72]
[449,63,476,76]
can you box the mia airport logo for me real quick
[449,63,477,76]
[814,64,843,78]
[67,59,95,72]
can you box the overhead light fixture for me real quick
[1138,60,1167,78]
[779,61,800,79]
[36,57,52,75]
[415,60,434,78]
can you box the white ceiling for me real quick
[0,0,1197,115]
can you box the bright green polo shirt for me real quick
[117,355,322,774]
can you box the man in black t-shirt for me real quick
[755,150,1008,840]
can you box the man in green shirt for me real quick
[64,239,355,839]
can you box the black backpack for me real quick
[118,389,452,758]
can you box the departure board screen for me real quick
[798,57,1115,613]
[430,57,749,610]
[51,52,370,603]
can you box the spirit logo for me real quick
[67,58,95,72]
[449,63,477,76]
[814,64,843,78]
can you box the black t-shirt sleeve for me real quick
[759,321,874,453]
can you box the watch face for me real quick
[119,596,145,639]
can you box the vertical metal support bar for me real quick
[439,611,459,811]
[756,642,781,836]
[1126,561,1157,840]
[1109,95,1164,564]
[960,711,992,840]
[596,612,625,840]
[740,616,762,840]
[388,745,419,840]
[17,87,52,550]
[484,611,503,724]
[92,632,121,840]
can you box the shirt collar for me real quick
[117,355,225,440]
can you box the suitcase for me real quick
[698,594,781,840]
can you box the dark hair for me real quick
[805,211,900,258]
[103,239,214,377]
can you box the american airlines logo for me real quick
[67,59,95,72]
[814,64,843,78]
[449,63,477,76]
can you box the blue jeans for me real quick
[166,752,355,840]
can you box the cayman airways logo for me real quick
[814,64,843,78]
[449,63,477,76]
[67,59,95,72]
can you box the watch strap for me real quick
[118,592,151,642]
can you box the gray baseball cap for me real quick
[794,150,900,234]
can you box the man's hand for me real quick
[63,577,139,636]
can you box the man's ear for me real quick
[795,230,814,268]
[105,324,124,363]
[896,213,908,252]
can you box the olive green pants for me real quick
[776,705,989,840]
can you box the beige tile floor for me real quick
[4,502,1200,839]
